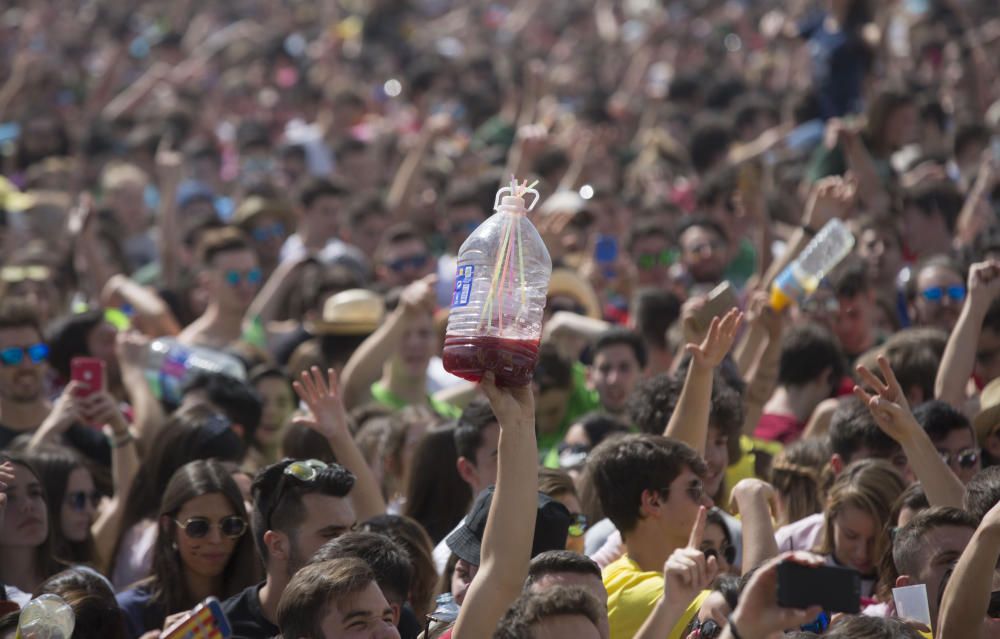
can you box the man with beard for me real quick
[0,300,110,466]
[222,458,358,639]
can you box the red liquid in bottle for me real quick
[442,335,540,387]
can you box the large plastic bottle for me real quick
[142,338,247,405]
[770,218,856,311]
[17,594,75,639]
[442,181,553,386]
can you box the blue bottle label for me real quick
[452,265,474,307]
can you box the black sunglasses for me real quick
[692,619,721,639]
[937,448,979,469]
[65,490,101,512]
[703,543,736,566]
[175,515,248,539]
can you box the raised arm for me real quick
[664,309,742,455]
[339,275,436,411]
[115,332,166,449]
[453,372,537,639]
[636,506,719,639]
[293,367,386,522]
[154,143,184,291]
[854,356,965,508]
[937,500,1000,637]
[729,479,779,574]
[386,115,451,218]
[741,306,784,437]
[935,259,1000,408]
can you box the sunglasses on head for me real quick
[251,222,286,242]
[938,448,979,469]
[65,490,101,512]
[692,619,721,639]
[921,285,966,303]
[175,515,248,539]
[0,265,51,283]
[224,268,263,287]
[568,513,589,538]
[0,343,49,366]
[388,254,430,273]
[265,459,330,529]
[636,249,675,271]
[703,543,736,566]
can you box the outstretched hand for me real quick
[293,367,350,441]
[663,506,719,611]
[685,308,743,369]
[853,355,919,444]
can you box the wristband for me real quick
[111,430,134,448]
[727,615,744,639]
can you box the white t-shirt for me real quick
[775,512,825,553]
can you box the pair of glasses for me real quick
[802,295,840,315]
[568,513,588,538]
[251,222,286,242]
[65,490,101,511]
[661,479,704,504]
[388,254,429,273]
[265,459,330,529]
[175,515,248,539]
[0,265,51,283]
[921,285,966,303]
[636,249,675,271]
[938,448,979,469]
[692,619,721,639]
[703,543,736,566]
[224,268,263,287]
[0,343,49,366]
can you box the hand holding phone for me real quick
[70,357,106,428]
[777,560,862,614]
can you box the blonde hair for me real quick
[815,459,906,564]
[100,162,149,193]
[770,438,829,527]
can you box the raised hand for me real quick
[479,370,534,430]
[399,274,438,315]
[853,355,918,443]
[801,175,857,230]
[729,552,824,638]
[685,308,743,369]
[967,260,1000,312]
[293,367,350,441]
[728,478,777,517]
[81,391,128,435]
[43,383,85,435]
[663,506,719,611]
[0,462,14,529]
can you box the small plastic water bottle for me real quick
[443,179,553,386]
[17,594,75,639]
[142,338,247,404]
[770,218,856,311]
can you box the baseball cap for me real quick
[445,486,571,566]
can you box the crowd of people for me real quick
[1,0,1000,637]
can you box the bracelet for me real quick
[801,224,818,237]
[110,430,134,448]
[727,615,744,639]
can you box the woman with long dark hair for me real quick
[0,452,64,595]
[115,459,259,638]
[24,445,99,566]
[402,422,472,544]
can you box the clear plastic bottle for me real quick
[770,218,856,311]
[442,181,552,386]
[17,594,75,639]
[142,337,247,404]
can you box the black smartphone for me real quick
[776,561,862,614]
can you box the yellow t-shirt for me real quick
[603,555,709,639]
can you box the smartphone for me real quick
[595,235,618,279]
[163,597,232,639]
[776,561,862,614]
[691,281,738,336]
[70,357,105,400]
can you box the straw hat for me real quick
[232,196,296,229]
[974,377,1000,447]
[547,269,603,320]
[307,289,384,336]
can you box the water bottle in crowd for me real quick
[17,594,75,639]
[770,218,856,311]
[443,179,553,386]
[142,337,246,404]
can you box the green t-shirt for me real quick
[369,381,462,419]
[539,363,601,464]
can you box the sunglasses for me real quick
[568,513,589,538]
[800,611,831,633]
[661,479,704,504]
[703,543,736,566]
[921,285,966,303]
[692,619,721,639]
[175,515,248,539]
[636,249,675,271]
[251,222,286,242]
[265,459,330,529]
[938,448,979,469]
[387,254,429,273]
[224,268,263,287]
[801,295,840,315]
[1,265,51,283]
[0,343,49,366]
[65,490,101,511]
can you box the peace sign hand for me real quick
[853,355,920,445]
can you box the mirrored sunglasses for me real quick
[224,268,263,287]
[921,285,966,303]
[0,343,49,366]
